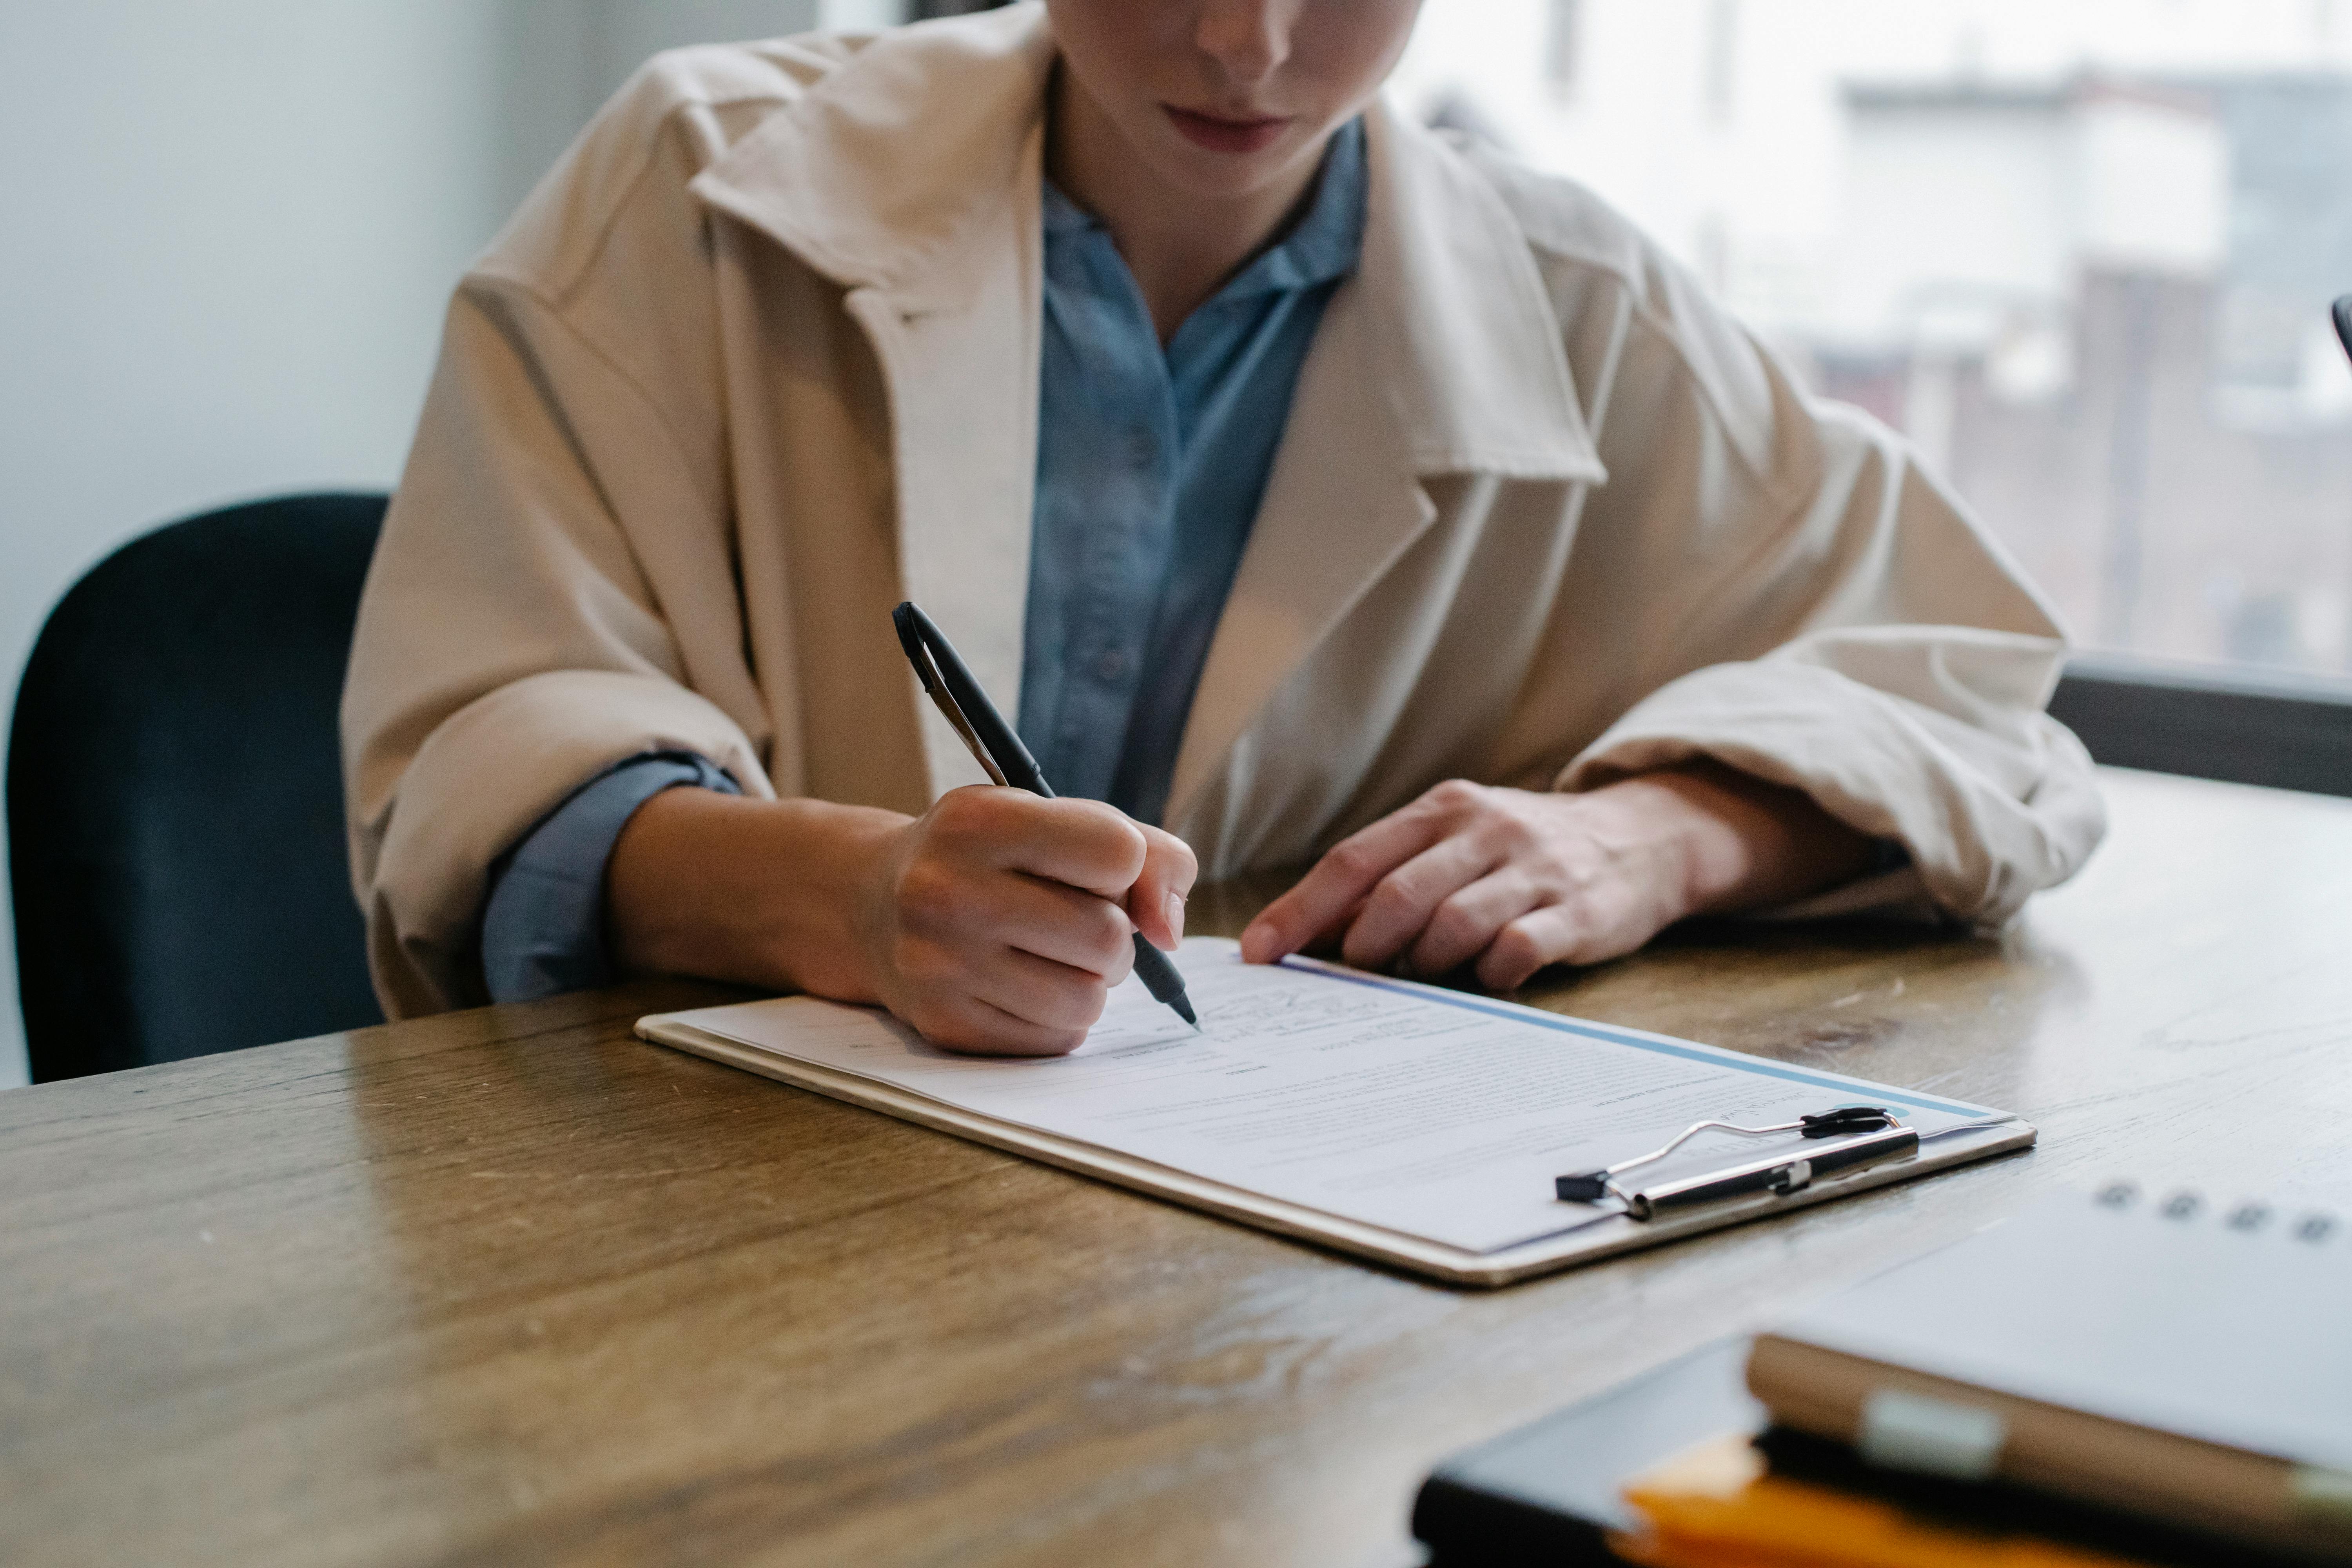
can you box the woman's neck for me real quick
[1046,67,1330,343]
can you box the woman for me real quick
[343,0,2103,1053]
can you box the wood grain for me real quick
[4,768,2350,1568]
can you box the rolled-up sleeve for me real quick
[481,752,740,1003]
[1544,258,2105,928]
[339,65,794,1022]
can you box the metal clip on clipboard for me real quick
[1554,1105,1919,1221]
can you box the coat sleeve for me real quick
[342,274,777,1019]
[1548,256,2105,929]
[341,49,878,1017]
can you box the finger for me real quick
[1126,825,1199,951]
[1339,832,1505,971]
[1404,870,1545,978]
[969,943,1119,1035]
[1470,906,1585,992]
[1473,894,1668,991]
[894,836,1135,980]
[1481,874,1686,989]
[978,799,1152,893]
[990,874,1138,979]
[1240,809,1448,963]
[910,991,1093,1058]
[1302,892,1370,956]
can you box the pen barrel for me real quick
[895,602,1051,795]
[1620,1124,1920,1221]
[1131,936,1185,1004]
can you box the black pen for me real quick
[891,601,1200,1032]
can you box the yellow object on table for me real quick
[1608,1436,2156,1568]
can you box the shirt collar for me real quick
[1040,117,1367,301]
[1038,178,1093,236]
[691,5,1599,480]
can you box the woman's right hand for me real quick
[607,785,1195,1056]
[853,788,1196,1055]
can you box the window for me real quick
[1392,0,2352,682]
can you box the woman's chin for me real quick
[1135,130,1327,203]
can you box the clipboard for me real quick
[638,948,2035,1289]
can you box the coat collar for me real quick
[693,5,1057,312]
[692,4,1603,479]
[692,4,1608,812]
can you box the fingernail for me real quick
[1164,890,1186,945]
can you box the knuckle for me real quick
[1323,838,1379,880]
[1339,925,1387,967]
[1366,875,1422,920]
[932,784,987,822]
[1105,941,1136,985]
[1061,800,1148,876]
[1043,976,1110,1032]
[1427,778,1485,814]
[1151,827,1200,885]
[1083,901,1133,964]
[894,858,960,928]
[1112,820,1149,876]
[1427,893,1483,947]
[1062,796,1124,835]
[927,786,999,846]
[1492,811,1541,853]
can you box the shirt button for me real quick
[1094,647,1130,683]
[1126,429,1157,470]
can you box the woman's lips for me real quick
[1163,105,1292,154]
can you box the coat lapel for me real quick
[691,15,1611,823]
[1163,105,1609,828]
[838,181,1045,799]
[692,8,1054,798]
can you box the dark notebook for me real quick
[1412,1341,1759,1566]
[1412,1340,2310,1567]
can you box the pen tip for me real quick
[1172,995,1200,1031]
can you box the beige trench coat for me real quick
[343,4,2104,1019]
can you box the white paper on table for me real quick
[642,938,2014,1258]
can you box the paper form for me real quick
[677,939,2004,1256]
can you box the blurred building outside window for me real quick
[1390,0,2352,681]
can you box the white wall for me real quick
[0,0,858,1089]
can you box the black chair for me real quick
[9,493,388,1082]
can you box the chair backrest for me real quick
[9,493,388,1081]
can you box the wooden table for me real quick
[5,768,2351,1568]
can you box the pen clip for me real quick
[1554,1105,1908,1211]
[1611,1122,1921,1220]
[894,603,1009,787]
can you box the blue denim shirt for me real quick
[480,120,1368,1002]
[1018,117,1365,822]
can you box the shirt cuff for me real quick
[480,751,740,1003]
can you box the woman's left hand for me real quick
[1238,768,1875,991]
